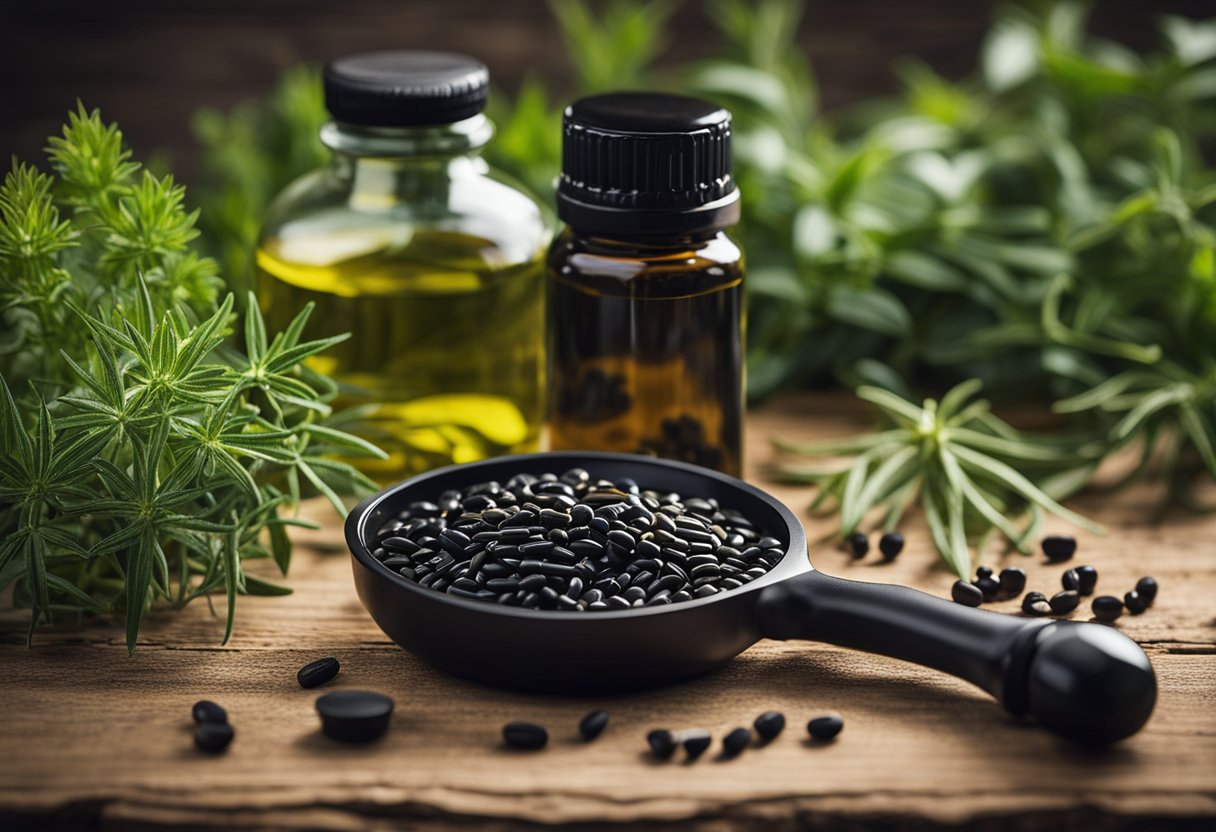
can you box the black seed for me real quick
[194,721,234,753]
[570,505,594,525]
[1123,590,1148,615]
[381,536,420,554]
[974,576,1001,602]
[503,721,548,750]
[622,586,646,603]
[1092,595,1123,621]
[807,713,844,741]
[316,690,393,743]
[681,728,712,760]
[1042,534,1077,562]
[1075,565,1098,596]
[192,700,227,725]
[997,567,1027,599]
[648,729,678,759]
[1049,590,1080,615]
[1027,600,1053,616]
[1021,591,1048,615]
[694,584,719,598]
[878,532,904,561]
[297,657,340,689]
[976,566,994,579]
[1135,576,1158,606]
[848,532,869,558]
[1062,569,1080,592]
[951,579,983,607]
[754,711,785,741]
[722,727,751,757]
[579,709,609,741]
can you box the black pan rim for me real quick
[345,450,811,622]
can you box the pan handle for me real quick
[757,570,1156,744]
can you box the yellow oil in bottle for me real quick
[256,226,544,481]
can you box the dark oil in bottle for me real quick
[547,230,744,476]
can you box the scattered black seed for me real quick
[579,709,609,741]
[503,721,548,750]
[316,691,394,743]
[1075,565,1098,596]
[192,700,227,725]
[681,729,713,760]
[648,729,678,759]
[297,657,340,689]
[951,579,983,607]
[998,567,1026,599]
[369,469,775,611]
[1042,534,1077,562]
[721,727,751,757]
[1049,590,1080,615]
[1022,591,1050,616]
[976,566,994,579]
[974,575,1001,602]
[754,711,786,741]
[1062,568,1080,592]
[878,532,904,561]
[848,532,869,559]
[1135,576,1158,606]
[1123,590,1148,615]
[1092,595,1124,622]
[194,721,234,753]
[807,713,844,741]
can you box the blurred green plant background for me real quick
[191,0,1216,571]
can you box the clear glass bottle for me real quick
[257,51,549,480]
[547,93,745,475]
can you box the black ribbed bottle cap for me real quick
[558,92,739,236]
[324,51,489,127]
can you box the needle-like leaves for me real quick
[773,380,1104,576]
[0,108,384,652]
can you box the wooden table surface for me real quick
[3,393,1214,831]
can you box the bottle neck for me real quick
[321,114,493,160]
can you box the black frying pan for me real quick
[345,452,1156,745]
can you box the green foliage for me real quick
[0,106,382,652]
[190,1,1216,572]
[773,380,1105,577]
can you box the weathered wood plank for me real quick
[2,393,1214,830]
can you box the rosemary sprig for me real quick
[0,106,383,652]
[772,380,1104,576]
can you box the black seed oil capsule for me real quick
[647,729,678,759]
[1075,565,1098,596]
[1022,591,1052,617]
[681,728,712,760]
[1049,590,1080,615]
[998,567,1026,599]
[316,691,394,743]
[1041,534,1077,562]
[806,713,844,741]
[878,532,904,561]
[1092,595,1123,622]
[297,657,341,689]
[503,721,549,750]
[1135,576,1158,606]
[194,721,234,753]
[579,709,609,741]
[951,580,983,607]
[754,711,786,741]
[721,727,751,757]
[192,700,228,725]
[1123,590,1148,615]
[848,532,869,559]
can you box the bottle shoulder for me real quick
[260,158,552,268]
[546,228,743,297]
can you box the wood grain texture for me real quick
[2,393,1214,831]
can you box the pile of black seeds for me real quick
[369,468,782,610]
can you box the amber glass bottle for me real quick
[257,52,549,481]
[547,93,745,475]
